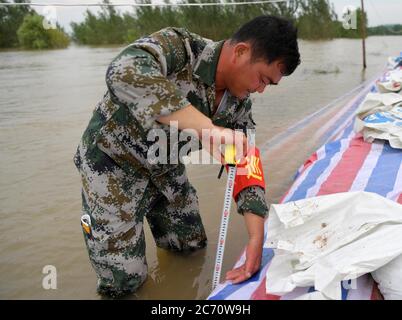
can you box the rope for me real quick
[0,0,291,8]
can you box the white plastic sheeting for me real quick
[372,255,402,300]
[377,68,402,93]
[354,92,402,149]
[265,191,402,300]
[387,54,402,70]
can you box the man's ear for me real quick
[233,42,250,61]
[277,61,286,75]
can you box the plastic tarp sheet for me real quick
[265,191,402,300]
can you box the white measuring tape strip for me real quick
[212,130,255,291]
[212,163,236,291]
[212,142,241,291]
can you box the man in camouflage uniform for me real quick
[74,15,300,297]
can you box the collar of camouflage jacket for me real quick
[193,40,225,87]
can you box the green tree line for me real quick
[70,0,372,44]
[0,0,69,49]
[1,0,400,49]
[368,24,402,36]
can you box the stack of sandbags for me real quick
[354,92,402,149]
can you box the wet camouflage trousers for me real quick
[80,163,207,298]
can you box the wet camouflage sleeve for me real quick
[233,98,269,219]
[105,32,191,131]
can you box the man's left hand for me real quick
[225,236,263,284]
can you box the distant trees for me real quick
[297,0,337,40]
[334,8,368,39]
[1,0,69,49]
[70,0,371,45]
[0,0,33,48]
[17,14,70,49]
[0,0,400,49]
[69,0,302,44]
[368,24,402,36]
[71,0,128,45]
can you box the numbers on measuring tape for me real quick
[212,166,236,291]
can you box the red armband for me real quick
[231,146,266,201]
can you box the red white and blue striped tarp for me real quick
[208,77,402,300]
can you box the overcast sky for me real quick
[28,0,402,33]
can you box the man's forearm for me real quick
[156,104,214,136]
[156,104,248,160]
[244,211,265,241]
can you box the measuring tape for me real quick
[212,144,237,291]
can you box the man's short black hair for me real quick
[231,15,301,76]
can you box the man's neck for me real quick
[215,40,230,93]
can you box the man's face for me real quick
[227,42,284,100]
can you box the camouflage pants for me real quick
[80,164,207,298]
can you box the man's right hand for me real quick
[202,126,248,165]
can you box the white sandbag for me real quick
[372,254,402,300]
[387,54,402,70]
[377,69,402,93]
[265,191,402,300]
[354,92,402,149]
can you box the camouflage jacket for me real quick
[74,27,269,218]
